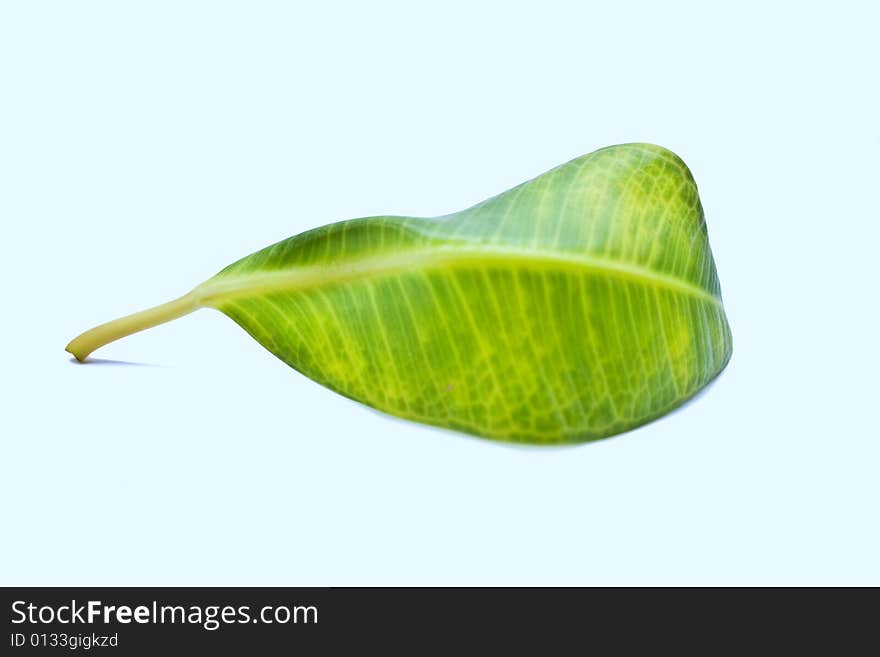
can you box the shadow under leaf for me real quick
[68,357,160,367]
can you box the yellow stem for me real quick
[65,291,201,362]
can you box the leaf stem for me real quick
[65,291,201,362]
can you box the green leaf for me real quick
[67,143,732,444]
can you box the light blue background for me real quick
[1,1,878,585]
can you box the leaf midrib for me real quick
[195,246,721,308]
